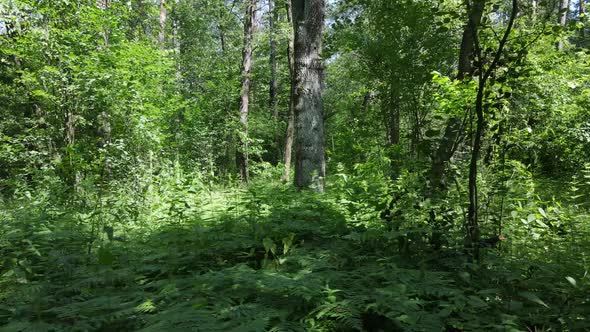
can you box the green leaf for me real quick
[282,233,295,255]
[518,292,549,308]
[565,276,577,287]
[535,219,549,228]
[527,214,536,223]
[262,237,276,256]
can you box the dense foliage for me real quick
[1,0,589,331]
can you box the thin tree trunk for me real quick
[269,0,280,160]
[427,0,485,250]
[467,0,518,261]
[580,0,585,39]
[282,0,296,182]
[98,0,111,183]
[159,0,167,47]
[428,0,486,199]
[386,92,400,146]
[269,0,278,120]
[293,0,326,192]
[237,0,256,183]
[98,0,110,47]
[557,0,569,49]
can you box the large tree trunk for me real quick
[293,0,326,192]
[282,0,296,182]
[237,0,256,183]
[159,0,167,47]
[457,0,486,80]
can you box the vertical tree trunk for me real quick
[282,0,296,182]
[293,0,326,192]
[98,0,110,47]
[269,0,280,160]
[557,0,569,50]
[579,0,585,39]
[457,0,486,80]
[269,0,278,120]
[98,0,111,184]
[159,0,167,47]
[467,0,518,261]
[386,90,400,146]
[237,0,256,183]
[427,0,486,204]
[428,0,485,250]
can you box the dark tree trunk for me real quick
[467,0,518,261]
[457,0,486,80]
[430,0,486,193]
[581,0,586,39]
[282,0,296,182]
[293,0,326,192]
[429,117,462,195]
[237,0,257,183]
[385,87,400,146]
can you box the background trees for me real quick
[1,0,590,331]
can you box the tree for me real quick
[269,0,279,128]
[467,0,518,260]
[292,0,326,192]
[557,0,569,50]
[237,0,257,183]
[159,0,167,46]
[457,0,486,80]
[282,0,296,183]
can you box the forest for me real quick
[0,0,589,330]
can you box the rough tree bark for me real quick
[457,0,486,80]
[282,0,296,182]
[292,0,326,192]
[237,0,256,183]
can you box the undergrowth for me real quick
[0,174,589,332]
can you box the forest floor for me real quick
[0,180,589,331]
